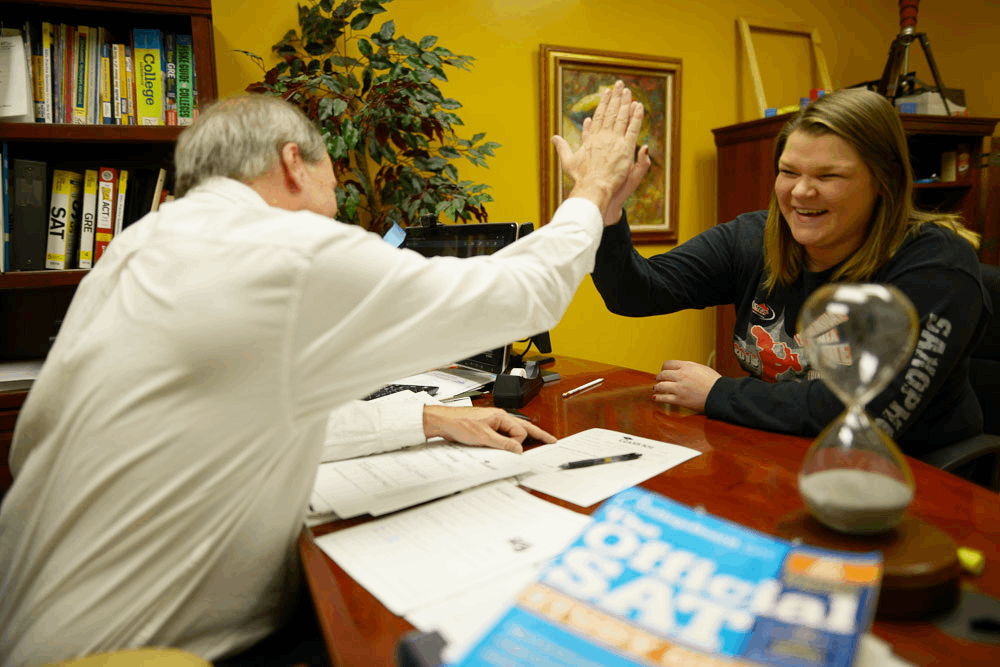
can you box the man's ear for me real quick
[279,142,306,194]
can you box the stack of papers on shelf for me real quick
[314,481,590,617]
[0,360,45,393]
[519,427,702,507]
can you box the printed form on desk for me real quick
[313,481,590,617]
[518,427,701,507]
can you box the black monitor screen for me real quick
[402,223,520,374]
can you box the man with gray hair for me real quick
[0,83,645,664]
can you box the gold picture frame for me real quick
[540,45,681,244]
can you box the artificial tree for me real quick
[242,0,500,234]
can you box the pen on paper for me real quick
[561,378,603,398]
[559,452,642,469]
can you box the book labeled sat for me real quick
[454,487,881,667]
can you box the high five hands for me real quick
[552,80,651,224]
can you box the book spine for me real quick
[40,22,53,123]
[46,169,83,269]
[113,169,129,236]
[72,26,87,124]
[132,29,164,126]
[86,25,98,124]
[11,159,48,270]
[77,169,99,269]
[24,22,44,123]
[52,25,63,123]
[124,45,135,125]
[64,24,75,123]
[111,43,122,124]
[164,32,177,126]
[175,35,195,126]
[94,166,118,264]
[100,41,112,124]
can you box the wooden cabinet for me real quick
[711,113,1000,379]
[0,0,217,470]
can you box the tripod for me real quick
[876,0,952,114]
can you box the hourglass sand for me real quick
[796,283,918,534]
[775,283,962,620]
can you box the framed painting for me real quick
[540,45,681,244]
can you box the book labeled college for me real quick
[132,28,163,126]
[46,169,83,269]
[77,169,99,268]
[10,159,48,271]
[175,34,195,125]
[93,166,117,264]
[455,487,882,667]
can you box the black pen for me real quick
[559,452,642,469]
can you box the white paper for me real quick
[519,427,701,507]
[394,366,495,400]
[311,441,539,519]
[314,481,588,616]
[0,33,32,120]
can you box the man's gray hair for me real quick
[174,94,329,197]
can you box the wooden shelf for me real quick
[0,271,89,290]
[3,0,212,18]
[0,124,184,143]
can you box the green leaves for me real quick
[241,0,498,233]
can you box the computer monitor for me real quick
[401,222,521,374]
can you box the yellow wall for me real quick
[210,0,1000,375]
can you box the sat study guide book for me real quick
[454,487,881,667]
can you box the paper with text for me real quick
[519,427,701,507]
[311,442,538,519]
[314,481,588,616]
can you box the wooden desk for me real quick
[301,356,1000,666]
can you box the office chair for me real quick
[917,262,1000,491]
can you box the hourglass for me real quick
[795,283,919,535]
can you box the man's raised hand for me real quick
[551,80,645,218]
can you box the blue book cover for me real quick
[454,488,881,667]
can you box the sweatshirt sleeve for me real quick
[592,211,765,316]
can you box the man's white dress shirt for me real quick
[0,178,602,664]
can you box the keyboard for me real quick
[363,384,440,401]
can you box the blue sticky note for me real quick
[383,221,406,247]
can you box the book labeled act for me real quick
[132,29,164,125]
[46,169,83,269]
[77,169,99,268]
[93,167,117,264]
[455,487,881,667]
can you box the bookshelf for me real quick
[710,113,1000,379]
[0,0,217,360]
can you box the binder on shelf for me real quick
[77,169,99,268]
[11,159,49,271]
[1,143,8,272]
[93,166,117,265]
[45,169,83,269]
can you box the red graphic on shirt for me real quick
[750,324,804,382]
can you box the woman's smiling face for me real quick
[775,129,879,272]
